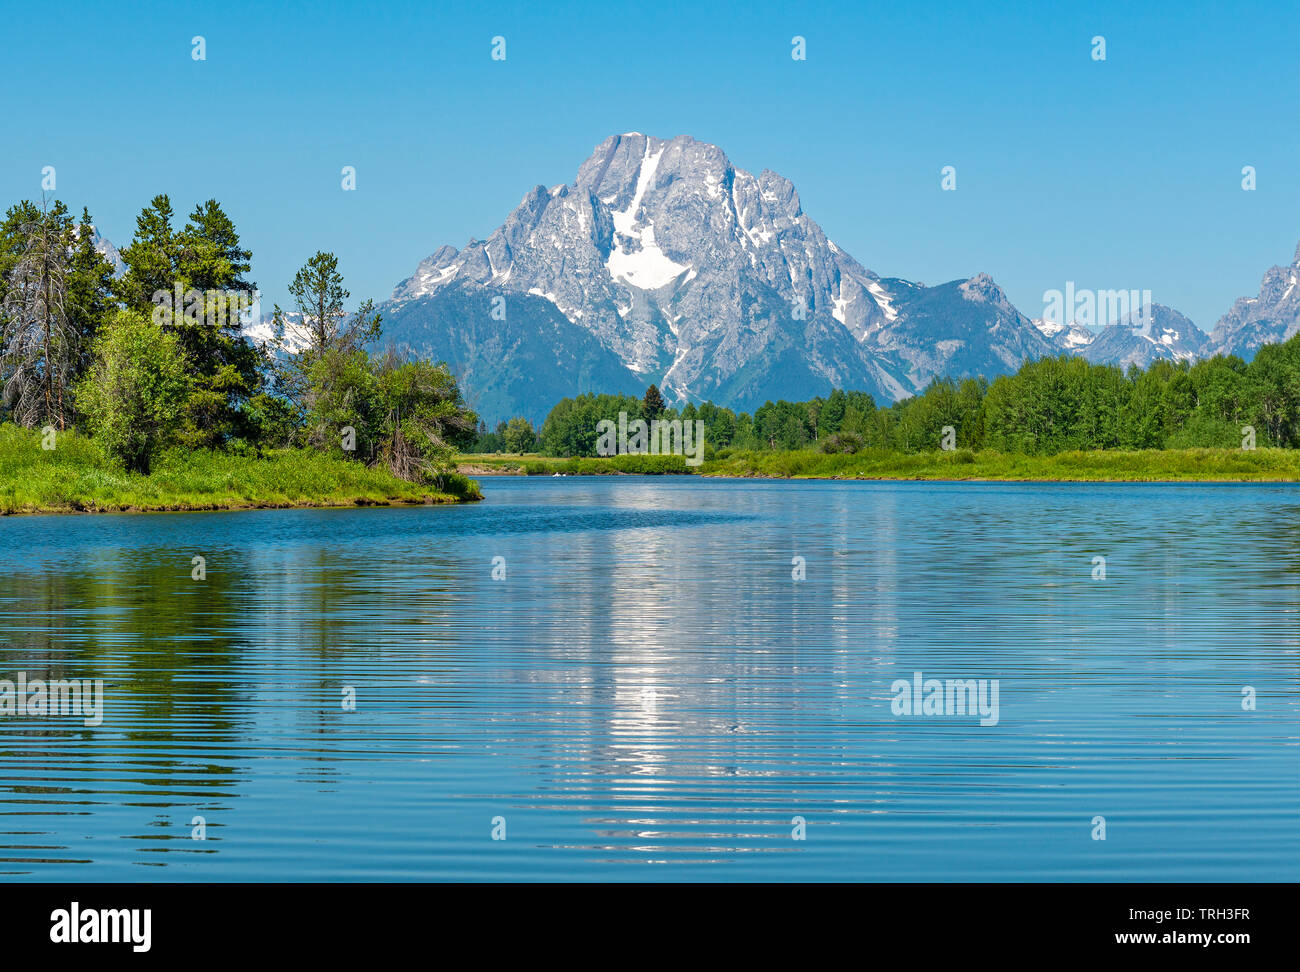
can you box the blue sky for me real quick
[3,0,1296,329]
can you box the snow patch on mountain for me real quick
[605,142,690,289]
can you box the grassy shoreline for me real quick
[701,447,1300,481]
[0,427,481,516]
[458,447,1300,482]
[7,435,1294,517]
[458,453,692,475]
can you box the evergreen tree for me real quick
[274,252,383,450]
[67,209,118,392]
[277,251,380,358]
[116,194,178,312]
[642,383,666,421]
[118,195,264,448]
[173,200,263,447]
[178,199,253,293]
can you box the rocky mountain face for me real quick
[1083,304,1208,369]
[90,227,125,277]
[381,133,1057,422]
[1207,243,1300,359]
[866,273,1057,389]
[1033,318,1097,353]
[1034,303,1210,370]
[380,285,645,421]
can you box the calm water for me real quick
[0,477,1296,881]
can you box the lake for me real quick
[1,476,1296,880]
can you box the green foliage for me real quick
[67,208,118,389]
[0,194,486,507]
[533,337,1300,461]
[246,391,303,450]
[702,446,1300,481]
[116,195,263,449]
[642,383,666,421]
[521,453,690,475]
[469,420,505,453]
[114,195,177,312]
[276,250,381,358]
[538,392,642,456]
[374,356,478,484]
[0,424,479,514]
[74,310,192,472]
[0,199,112,430]
[304,347,382,455]
[501,416,537,453]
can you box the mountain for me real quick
[1033,304,1212,371]
[70,224,126,277]
[864,273,1057,389]
[381,286,645,422]
[1034,318,1097,353]
[1208,243,1300,359]
[1080,304,1209,369]
[381,133,1051,422]
[90,227,125,277]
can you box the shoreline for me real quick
[0,494,477,518]
[0,429,483,518]
[696,472,1300,484]
[463,468,1300,484]
[456,448,1300,484]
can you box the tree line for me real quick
[0,194,478,480]
[481,343,1300,458]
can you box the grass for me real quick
[698,446,1300,482]
[457,452,692,475]
[0,424,481,515]
[458,446,1300,482]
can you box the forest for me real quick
[472,343,1300,460]
[0,195,481,507]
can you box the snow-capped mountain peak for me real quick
[378,133,1298,422]
[1209,243,1300,359]
[382,133,1055,417]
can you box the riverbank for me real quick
[458,453,691,475]
[457,447,1300,482]
[0,426,480,515]
[701,447,1300,481]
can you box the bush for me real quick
[75,310,192,473]
[820,432,863,454]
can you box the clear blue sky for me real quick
[3,0,1296,329]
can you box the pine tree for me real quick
[116,194,177,312]
[0,201,40,311]
[178,199,253,293]
[173,200,262,447]
[277,251,380,358]
[273,252,382,451]
[67,209,118,391]
[642,383,666,421]
[118,195,264,448]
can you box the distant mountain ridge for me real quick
[1033,303,1210,370]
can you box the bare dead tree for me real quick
[1,198,76,429]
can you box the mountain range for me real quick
[103,133,1300,424]
[376,133,1300,422]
